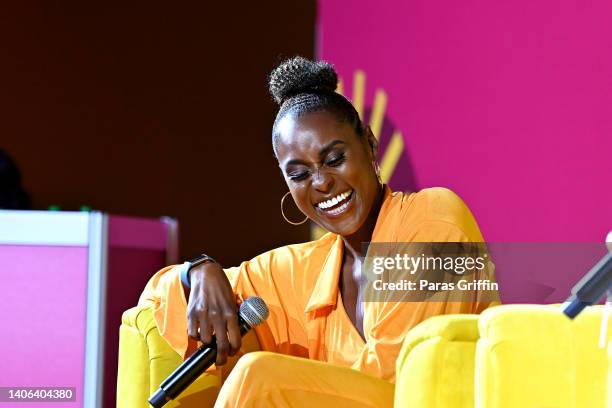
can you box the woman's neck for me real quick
[341,184,385,260]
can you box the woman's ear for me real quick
[364,126,379,161]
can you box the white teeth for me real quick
[327,199,351,215]
[316,190,353,210]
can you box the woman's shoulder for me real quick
[412,187,469,217]
[388,186,483,241]
[389,186,467,218]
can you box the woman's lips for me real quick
[315,190,355,218]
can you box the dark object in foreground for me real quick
[0,149,31,210]
[562,251,612,319]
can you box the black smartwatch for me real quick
[180,254,216,288]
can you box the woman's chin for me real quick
[317,215,363,237]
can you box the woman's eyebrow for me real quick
[319,140,346,158]
[284,158,308,168]
[284,140,347,169]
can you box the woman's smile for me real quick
[314,189,355,218]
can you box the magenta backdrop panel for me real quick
[102,215,171,408]
[317,0,611,243]
[0,245,87,407]
[108,215,168,251]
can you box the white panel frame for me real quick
[83,212,108,408]
[0,210,89,246]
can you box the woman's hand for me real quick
[186,262,241,366]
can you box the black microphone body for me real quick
[562,252,612,319]
[149,297,268,408]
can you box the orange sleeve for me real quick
[408,187,500,311]
[138,264,190,357]
[352,188,500,381]
[137,246,308,359]
[222,247,312,357]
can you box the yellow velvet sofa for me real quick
[395,304,610,407]
[117,304,610,407]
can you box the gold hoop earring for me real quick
[280,192,308,226]
[374,162,382,184]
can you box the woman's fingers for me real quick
[226,313,242,356]
[198,313,212,345]
[212,314,230,366]
[187,298,212,343]
[187,311,199,340]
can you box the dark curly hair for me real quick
[268,56,365,156]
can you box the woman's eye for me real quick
[326,154,346,167]
[288,171,309,181]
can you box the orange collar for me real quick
[304,185,395,313]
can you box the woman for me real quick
[140,56,498,407]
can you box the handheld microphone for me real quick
[148,297,269,407]
[562,250,612,319]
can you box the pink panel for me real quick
[317,0,612,243]
[103,247,166,408]
[103,215,173,406]
[0,245,88,407]
[108,215,167,250]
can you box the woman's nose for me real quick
[312,168,334,192]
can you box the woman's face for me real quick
[275,110,380,236]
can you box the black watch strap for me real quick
[180,254,216,288]
[189,254,216,268]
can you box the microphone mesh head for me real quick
[239,297,269,327]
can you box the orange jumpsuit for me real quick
[139,186,498,407]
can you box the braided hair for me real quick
[268,56,365,156]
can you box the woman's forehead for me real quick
[275,111,356,159]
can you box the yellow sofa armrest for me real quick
[395,314,481,408]
[476,304,610,408]
[608,339,612,408]
[117,305,222,408]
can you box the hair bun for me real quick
[269,56,338,105]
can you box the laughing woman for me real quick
[140,56,498,407]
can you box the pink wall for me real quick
[0,246,88,407]
[318,0,611,243]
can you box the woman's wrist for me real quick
[189,261,220,282]
[180,254,217,289]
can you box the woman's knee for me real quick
[231,351,284,379]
